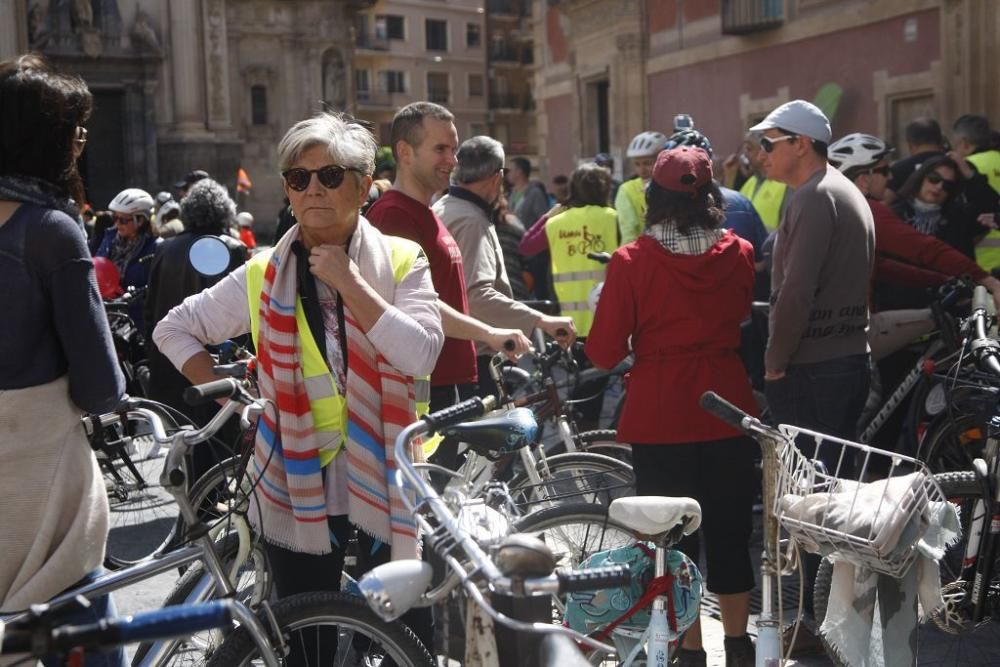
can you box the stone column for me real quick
[0,0,28,60]
[168,0,207,133]
[202,0,233,132]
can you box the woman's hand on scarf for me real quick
[308,244,359,291]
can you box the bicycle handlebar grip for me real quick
[973,285,992,313]
[503,339,516,352]
[421,396,492,434]
[183,378,240,406]
[556,565,631,594]
[48,601,233,651]
[587,251,612,264]
[212,362,248,379]
[699,391,750,431]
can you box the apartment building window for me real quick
[426,19,448,51]
[466,23,481,48]
[355,70,370,100]
[250,85,267,125]
[427,72,449,105]
[378,70,406,94]
[468,74,484,98]
[375,14,405,40]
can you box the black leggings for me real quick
[264,516,434,665]
[631,438,756,595]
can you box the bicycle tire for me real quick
[814,471,1000,666]
[572,429,631,465]
[102,409,183,569]
[205,591,435,667]
[131,531,271,665]
[919,413,992,475]
[514,504,638,623]
[507,452,634,512]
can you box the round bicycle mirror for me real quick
[188,235,230,277]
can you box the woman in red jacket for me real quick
[585,147,757,667]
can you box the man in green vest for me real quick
[953,114,1000,272]
[739,132,791,232]
[615,130,666,244]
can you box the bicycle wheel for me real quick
[514,504,638,621]
[507,452,634,513]
[100,410,181,568]
[573,429,631,466]
[132,531,271,665]
[918,413,991,475]
[814,471,1000,666]
[205,591,434,667]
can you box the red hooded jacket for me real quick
[585,231,757,444]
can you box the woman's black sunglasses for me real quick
[282,164,363,192]
[926,171,958,193]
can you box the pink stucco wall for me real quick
[646,9,941,158]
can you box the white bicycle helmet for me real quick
[827,133,893,174]
[626,131,668,159]
[109,188,154,218]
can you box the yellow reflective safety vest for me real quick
[969,150,1000,272]
[616,177,647,244]
[545,206,618,336]
[245,239,433,466]
[739,175,787,231]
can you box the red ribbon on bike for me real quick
[591,543,679,642]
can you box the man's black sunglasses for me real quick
[759,135,798,153]
[282,164,364,192]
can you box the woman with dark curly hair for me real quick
[0,54,126,665]
[878,153,997,310]
[891,153,994,258]
[585,146,758,667]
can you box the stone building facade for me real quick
[534,0,1000,183]
[1,0,368,238]
[352,0,488,147]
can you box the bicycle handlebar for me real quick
[387,401,621,654]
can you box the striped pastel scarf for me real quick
[249,222,419,558]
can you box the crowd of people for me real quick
[3,50,1000,667]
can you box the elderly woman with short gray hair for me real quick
[153,112,442,662]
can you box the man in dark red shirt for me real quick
[366,102,529,412]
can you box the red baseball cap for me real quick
[652,146,712,196]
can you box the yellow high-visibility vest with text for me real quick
[545,206,618,336]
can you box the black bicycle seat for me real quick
[438,407,538,459]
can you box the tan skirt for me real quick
[0,376,108,611]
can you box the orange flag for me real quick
[236,167,253,194]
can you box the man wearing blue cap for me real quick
[751,100,876,652]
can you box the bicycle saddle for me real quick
[439,407,537,459]
[495,532,556,577]
[609,496,702,537]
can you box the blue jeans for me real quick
[765,354,870,616]
[765,353,871,477]
[41,570,128,667]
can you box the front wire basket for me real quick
[770,424,947,577]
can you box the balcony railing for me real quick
[721,0,784,35]
[428,90,450,105]
[490,43,534,65]
[488,93,535,111]
[356,90,404,106]
[355,33,390,50]
[486,0,527,17]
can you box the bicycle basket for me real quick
[564,543,701,638]
[772,424,951,577]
